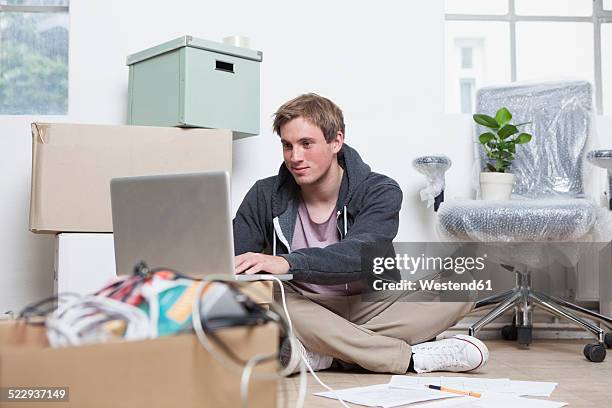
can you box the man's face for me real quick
[280,117,343,186]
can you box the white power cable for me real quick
[190,275,306,408]
[240,353,276,408]
[260,276,350,408]
[46,295,152,347]
[188,274,349,408]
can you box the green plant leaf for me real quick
[516,133,532,144]
[509,143,516,153]
[473,114,499,129]
[479,132,495,144]
[486,163,496,172]
[498,124,519,139]
[515,122,531,127]
[495,107,512,126]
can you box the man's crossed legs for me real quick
[277,284,488,374]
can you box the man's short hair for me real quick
[272,93,345,143]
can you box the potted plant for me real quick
[473,107,533,200]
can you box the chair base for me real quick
[468,270,612,362]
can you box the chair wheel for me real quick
[584,343,607,362]
[501,325,518,341]
[584,343,592,358]
[605,332,612,349]
[517,326,532,345]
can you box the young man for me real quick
[233,93,488,374]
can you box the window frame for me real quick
[446,0,612,114]
[0,4,68,13]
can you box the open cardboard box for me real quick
[0,320,278,408]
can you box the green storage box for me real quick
[127,35,262,139]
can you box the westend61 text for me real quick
[372,279,493,291]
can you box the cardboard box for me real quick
[54,233,116,296]
[0,321,278,408]
[29,123,232,233]
[54,233,274,304]
[240,281,274,305]
[127,35,262,139]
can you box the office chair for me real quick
[417,81,612,362]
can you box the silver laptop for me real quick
[110,171,292,281]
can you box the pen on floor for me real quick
[424,384,482,398]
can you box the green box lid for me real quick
[126,35,263,65]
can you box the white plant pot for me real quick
[479,172,514,200]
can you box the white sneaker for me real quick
[411,335,489,374]
[279,337,333,374]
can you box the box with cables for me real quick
[0,266,282,408]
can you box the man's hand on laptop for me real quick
[234,253,290,275]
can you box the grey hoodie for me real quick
[233,143,403,284]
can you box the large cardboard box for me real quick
[29,123,232,233]
[0,321,278,408]
[54,233,274,304]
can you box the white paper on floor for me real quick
[508,380,558,397]
[414,394,568,408]
[388,376,512,394]
[314,383,461,408]
[471,394,567,408]
[314,377,566,408]
[314,385,567,408]
[388,376,557,397]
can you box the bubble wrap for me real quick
[437,199,597,242]
[412,156,451,208]
[435,81,612,270]
[437,198,612,268]
[476,81,592,198]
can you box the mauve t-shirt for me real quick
[291,200,361,296]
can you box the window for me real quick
[0,0,69,115]
[515,0,591,17]
[445,0,612,114]
[460,78,475,113]
[445,22,509,114]
[515,22,593,83]
[461,47,473,69]
[603,24,612,115]
[445,0,507,16]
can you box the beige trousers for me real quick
[275,284,474,374]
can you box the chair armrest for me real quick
[412,155,452,212]
[587,150,612,209]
